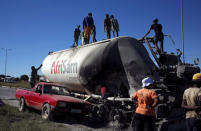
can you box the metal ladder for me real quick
[143,37,161,67]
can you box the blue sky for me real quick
[0,0,201,77]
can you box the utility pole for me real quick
[1,48,12,82]
[181,0,185,63]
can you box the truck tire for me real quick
[41,103,53,121]
[18,98,26,112]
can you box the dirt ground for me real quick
[0,86,133,131]
[0,102,132,131]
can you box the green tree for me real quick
[20,74,29,81]
[14,77,20,81]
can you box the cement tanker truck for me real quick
[42,36,155,97]
[41,36,200,130]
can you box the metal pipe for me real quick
[72,92,132,102]
[5,49,7,82]
[181,0,185,63]
[1,48,11,82]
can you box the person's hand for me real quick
[133,101,138,108]
[195,106,201,113]
[132,100,138,105]
[147,105,153,109]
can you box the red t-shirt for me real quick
[101,87,106,95]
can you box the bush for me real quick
[20,75,29,81]
[14,77,20,81]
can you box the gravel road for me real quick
[0,86,18,107]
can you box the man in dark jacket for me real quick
[30,64,42,88]
[91,25,97,42]
[83,12,94,44]
[104,14,111,39]
[73,25,81,47]
[143,18,164,54]
[110,15,119,38]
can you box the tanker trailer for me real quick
[41,36,156,98]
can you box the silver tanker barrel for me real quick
[41,36,156,97]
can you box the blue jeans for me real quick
[186,117,201,131]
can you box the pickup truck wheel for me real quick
[41,103,53,121]
[18,98,26,112]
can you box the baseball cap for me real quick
[142,77,154,88]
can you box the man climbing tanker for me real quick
[40,35,200,130]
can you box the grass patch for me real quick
[0,81,30,88]
[0,105,69,131]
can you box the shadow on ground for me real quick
[25,107,122,130]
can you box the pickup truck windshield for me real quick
[43,85,70,96]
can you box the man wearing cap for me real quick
[182,73,201,131]
[132,77,158,131]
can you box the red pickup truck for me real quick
[16,82,91,120]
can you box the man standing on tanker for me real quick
[83,12,94,44]
[143,18,164,54]
[132,77,158,131]
[73,25,81,47]
[110,15,119,38]
[104,14,111,39]
[30,64,42,88]
[91,25,97,42]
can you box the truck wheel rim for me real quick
[43,106,49,119]
[19,99,24,111]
